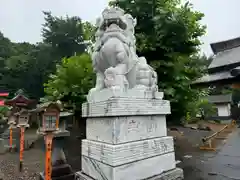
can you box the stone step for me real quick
[82,136,174,166]
[82,152,176,180]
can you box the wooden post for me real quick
[45,133,53,180]
[19,127,25,172]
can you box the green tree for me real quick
[82,21,96,42]
[23,43,57,98]
[0,32,14,91]
[82,21,97,52]
[0,13,95,99]
[0,36,36,95]
[42,11,87,59]
[0,32,14,59]
[110,0,207,122]
[44,53,94,111]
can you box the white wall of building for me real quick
[217,103,231,116]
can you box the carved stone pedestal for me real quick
[76,90,184,180]
[76,168,183,180]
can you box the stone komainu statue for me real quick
[88,7,158,101]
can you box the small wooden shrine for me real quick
[4,89,35,160]
[5,89,35,109]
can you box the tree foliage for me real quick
[44,53,95,110]
[110,0,207,122]
[0,11,93,100]
[42,11,87,58]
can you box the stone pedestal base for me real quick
[81,137,176,180]
[75,168,184,180]
[80,93,184,180]
[39,164,75,180]
[39,135,75,180]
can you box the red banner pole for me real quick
[45,133,53,180]
[19,127,25,172]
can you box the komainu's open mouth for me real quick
[100,18,127,32]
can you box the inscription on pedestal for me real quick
[87,115,167,144]
[127,120,140,132]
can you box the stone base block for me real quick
[75,168,183,180]
[86,89,164,103]
[81,152,176,180]
[82,98,170,117]
[39,164,75,180]
[82,137,174,166]
[40,172,75,180]
[87,115,167,144]
[4,145,17,153]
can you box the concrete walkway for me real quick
[204,128,240,179]
[180,128,240,180]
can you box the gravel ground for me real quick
[0,123,234,180]
[0,148,44,180]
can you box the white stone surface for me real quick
[82,98,170,117]
[87,115,167,144]
[82,136,174,166]
[87,7,159,103]
[216,103,231,116]
[75,168,184,180]
[82,152,176,180]
[86,88,163,103]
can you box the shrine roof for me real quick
[194,71,234,84]
[30,101,62,113]
[60,111,73,117]
[208,94,232,104]
[0,93,9,97]
[209,46,240,69]
[4,93,35,107]
[209,37,240,69]
[14,109,29,116]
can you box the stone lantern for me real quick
[17,110,30,128]
[37,104,60,134]
[6,114,17,151]
[8,115,17,126]
[15,109,30,171]
[30,101,75,180]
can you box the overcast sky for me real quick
[0,0,240,56]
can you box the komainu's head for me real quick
[96,7,137,44]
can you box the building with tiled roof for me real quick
[194,37,240,123]
[195,37,240,86]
